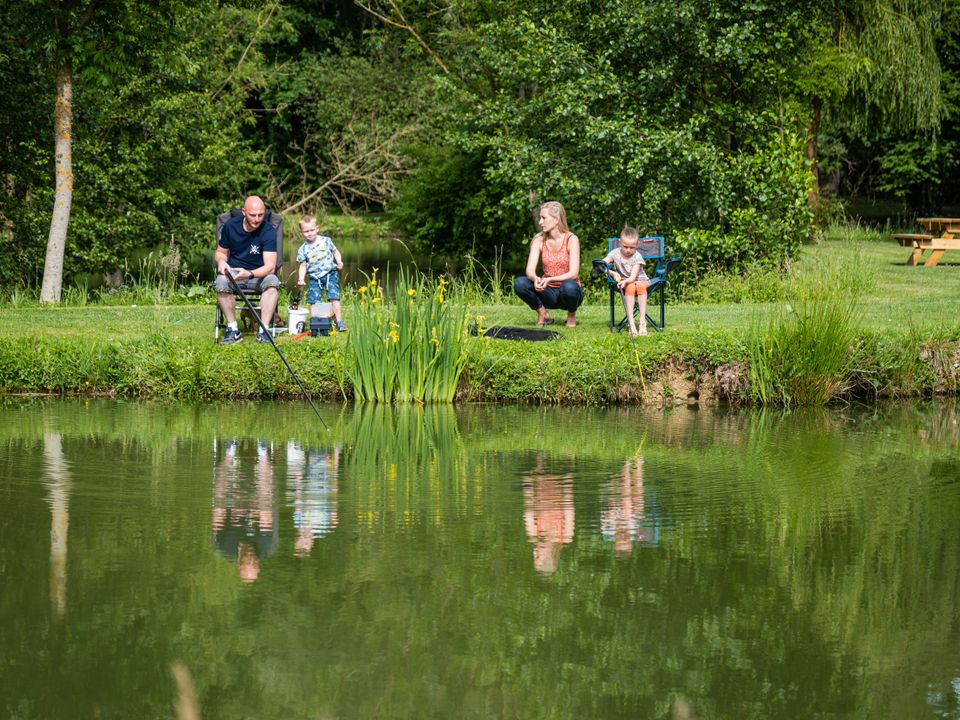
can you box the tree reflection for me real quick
[43,432,71,621]
[211,438,278,583]
[522,452,575,574]
[1,399,958,719]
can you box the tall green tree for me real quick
[0,0,258,295]
[245,0,436,216]
[817,0,959,212]
[389,0,816,275]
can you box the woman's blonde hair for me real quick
[539,201,569,234]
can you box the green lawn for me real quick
[3,235,959,342]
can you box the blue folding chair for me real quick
[592,236,682,333]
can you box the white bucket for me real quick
[288,307,309,334]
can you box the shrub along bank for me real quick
[1,323,959,406]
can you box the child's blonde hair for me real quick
[620,226,639,242]
[299,214,317,227]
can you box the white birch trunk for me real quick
[40,61,74,304]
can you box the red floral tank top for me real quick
[541,232,581,288]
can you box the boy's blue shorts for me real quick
[308,272,341,303]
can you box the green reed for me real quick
[748,256,868,406]
[448,249,511,305]
[347,269,469,403]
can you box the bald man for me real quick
[215,196,280,344]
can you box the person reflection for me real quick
[286,440,340,557]
[44,433,71,621]
[523,452,575,574]
[601,456,655,553]
[212,438,278,583]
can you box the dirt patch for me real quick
[615,362,727,406]
[714,362,749,403]
[920,341,960,394]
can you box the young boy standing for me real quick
[296,215,347,331]
[603,227,649,336]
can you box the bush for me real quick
[391,147,533,265]
[748,257,867,406]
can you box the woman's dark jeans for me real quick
[513,277,584,313]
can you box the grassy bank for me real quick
[2,229,959,404]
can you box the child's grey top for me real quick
[603,247,648,281]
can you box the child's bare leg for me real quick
[332,300,342,322]
[624,290,638,334]
[636,284,648,335]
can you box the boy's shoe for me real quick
[222,327,243,345]
[256,331,271,344]
[335,320,348,332]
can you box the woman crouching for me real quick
[513,201,583,327]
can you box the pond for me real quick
[1,399,959,719]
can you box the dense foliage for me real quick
[1,0,957,293]
[0,1,261,286]
[389,0,947,276]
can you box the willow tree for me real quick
[800,0,943,210]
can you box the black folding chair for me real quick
[214,208,285,343]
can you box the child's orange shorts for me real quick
[622,280,647,297]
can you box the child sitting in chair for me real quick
[603,227,649,336]
[296,215,347,332]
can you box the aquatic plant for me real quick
[347,269,469,403]
[748,256,868,406]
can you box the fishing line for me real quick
[617,285,648,400]
[225,270,331,431]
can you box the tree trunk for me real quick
[40,60,74,304]
[806,94,823,215]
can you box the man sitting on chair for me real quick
[215,195,280,345]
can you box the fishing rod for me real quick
[594,260,647,399]
[225,270,331,431]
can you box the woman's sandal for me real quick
[536,316,555,327]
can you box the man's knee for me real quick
[259,274,280,291]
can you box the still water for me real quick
[1,399,958,719]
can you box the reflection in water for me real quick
[43,432,71,620]
[601,456,659,553]
[346,403,461,531]
[286,440,340,556]
[927,676,960,717]
[212,439,278,583]
[2,399,960,719]
[522,452,575,574]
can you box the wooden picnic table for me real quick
[893,217,960,266]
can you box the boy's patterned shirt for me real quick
[297,236,338,278]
